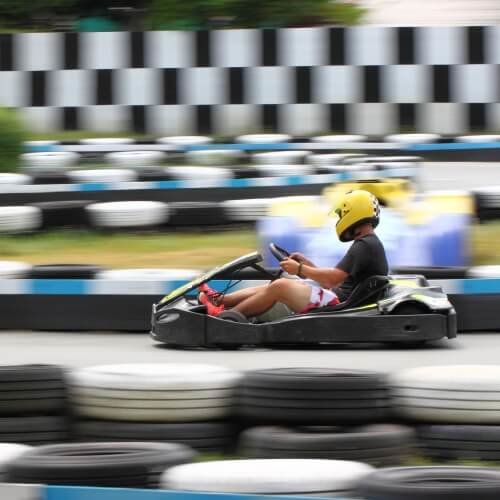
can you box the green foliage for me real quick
[147,0,365,29]
[0,0,77,17]
[0,107,27,173]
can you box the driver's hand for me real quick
[280,258,301,275]
[290,252,313,266]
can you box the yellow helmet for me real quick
[332,190,380,242]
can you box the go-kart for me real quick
[150,244,457,348]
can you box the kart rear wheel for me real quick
[218,310,249,323]
[384,303,429,348]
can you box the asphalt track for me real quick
[0,330,498,370]
[1,161,499,371]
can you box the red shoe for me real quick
[198,284,225,317]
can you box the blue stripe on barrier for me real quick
[462,278,500,294]
[404,142,500,151]
[32,279,88,295]
[77,183,110,192]
[44,486,334,500]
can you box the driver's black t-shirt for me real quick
[334,233,388,301]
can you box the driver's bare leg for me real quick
[232,279,310,317]
[200,285,267,308]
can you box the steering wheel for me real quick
[269,242,291,263]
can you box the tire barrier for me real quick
[4,442,196,488]
[237,368,391,424]
[67,169,138,183]
[21,152,79,173]
[251,151,311,165]
[390,365,500,424]
[306,153,365,167]
[167,201,227,226]
[311,135,366,143]
[31,171,71,184]
[253,164,315,177]
[165,166,233,181]
[385,133,440,144]
[391,266,469,279]
[74,421,238,454]
[236,134,291,144]
[0,206,42,233]
[239,424,415,467]
[185,149,243,166]
[0,444,31,480]
[161,459,373,496]
[85,201,169,228]
[355,466,500,500]
[417,425,500,462]
[472,187,500,221]
[106,151,166,168]
[222,199,272,222]
[0,416,69,446]
[34,200,93,229]
[156,136,213,146]
[468,266,500,277]
[0,261,32,278]
[68,364,242,422]
[0,173,32,186]
[456,135,500,143]
[96,268,200,281]
[79,138,135,146]
[30,264,104,279]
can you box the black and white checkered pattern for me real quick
[0,27,498,135]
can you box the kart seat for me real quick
[311,275,390,313]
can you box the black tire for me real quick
[238,368,391,424]
[0,416,69,445]
[355,466,500,500]
[167,202,228,227]
[33,200,94,229]
[418,425,500,461]
[0,365,67,416]
[391,267,468,279]
[136,169,171,182]
[31,172,70,185]
[4,442,196,488]
[73,421,238,453]
[239,425,415,466]
[29,264,105,279]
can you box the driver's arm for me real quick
[299,265,348,289]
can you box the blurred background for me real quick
[0,0,498,279]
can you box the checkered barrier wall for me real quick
[1,26,500,135]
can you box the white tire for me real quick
[68,169,138,183]
[0,207,42,233]
[385,134,440,144]
[86,201,169,228]
[79,138,134,145]
[456,135,500,143]
[72,406,234,422]
[236,134,290,144]
[161,459,373,494]
[24,140,59,147]
[0,261,32,278]
[392,365,500,423]
[185,149,242,166]
[21,152,79,173]
[252,151,311,165]
[106,151,166,168]
[253,164,314,177]
[311,135,366,143]
[96,268,199,281]
[68,364,242,391]
[0,174,32,185]
[468,266,500,278]
[157,136,213,146]
[166,166,233,181]
[0,444,31,472]
[68,363,242,422]
[306,153,365,167]
[222,199,272,222]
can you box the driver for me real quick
[199,190,388,319]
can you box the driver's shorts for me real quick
[300,281,340,314]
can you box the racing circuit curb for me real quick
[0,278,495,332]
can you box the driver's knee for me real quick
[267,278,293,299]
